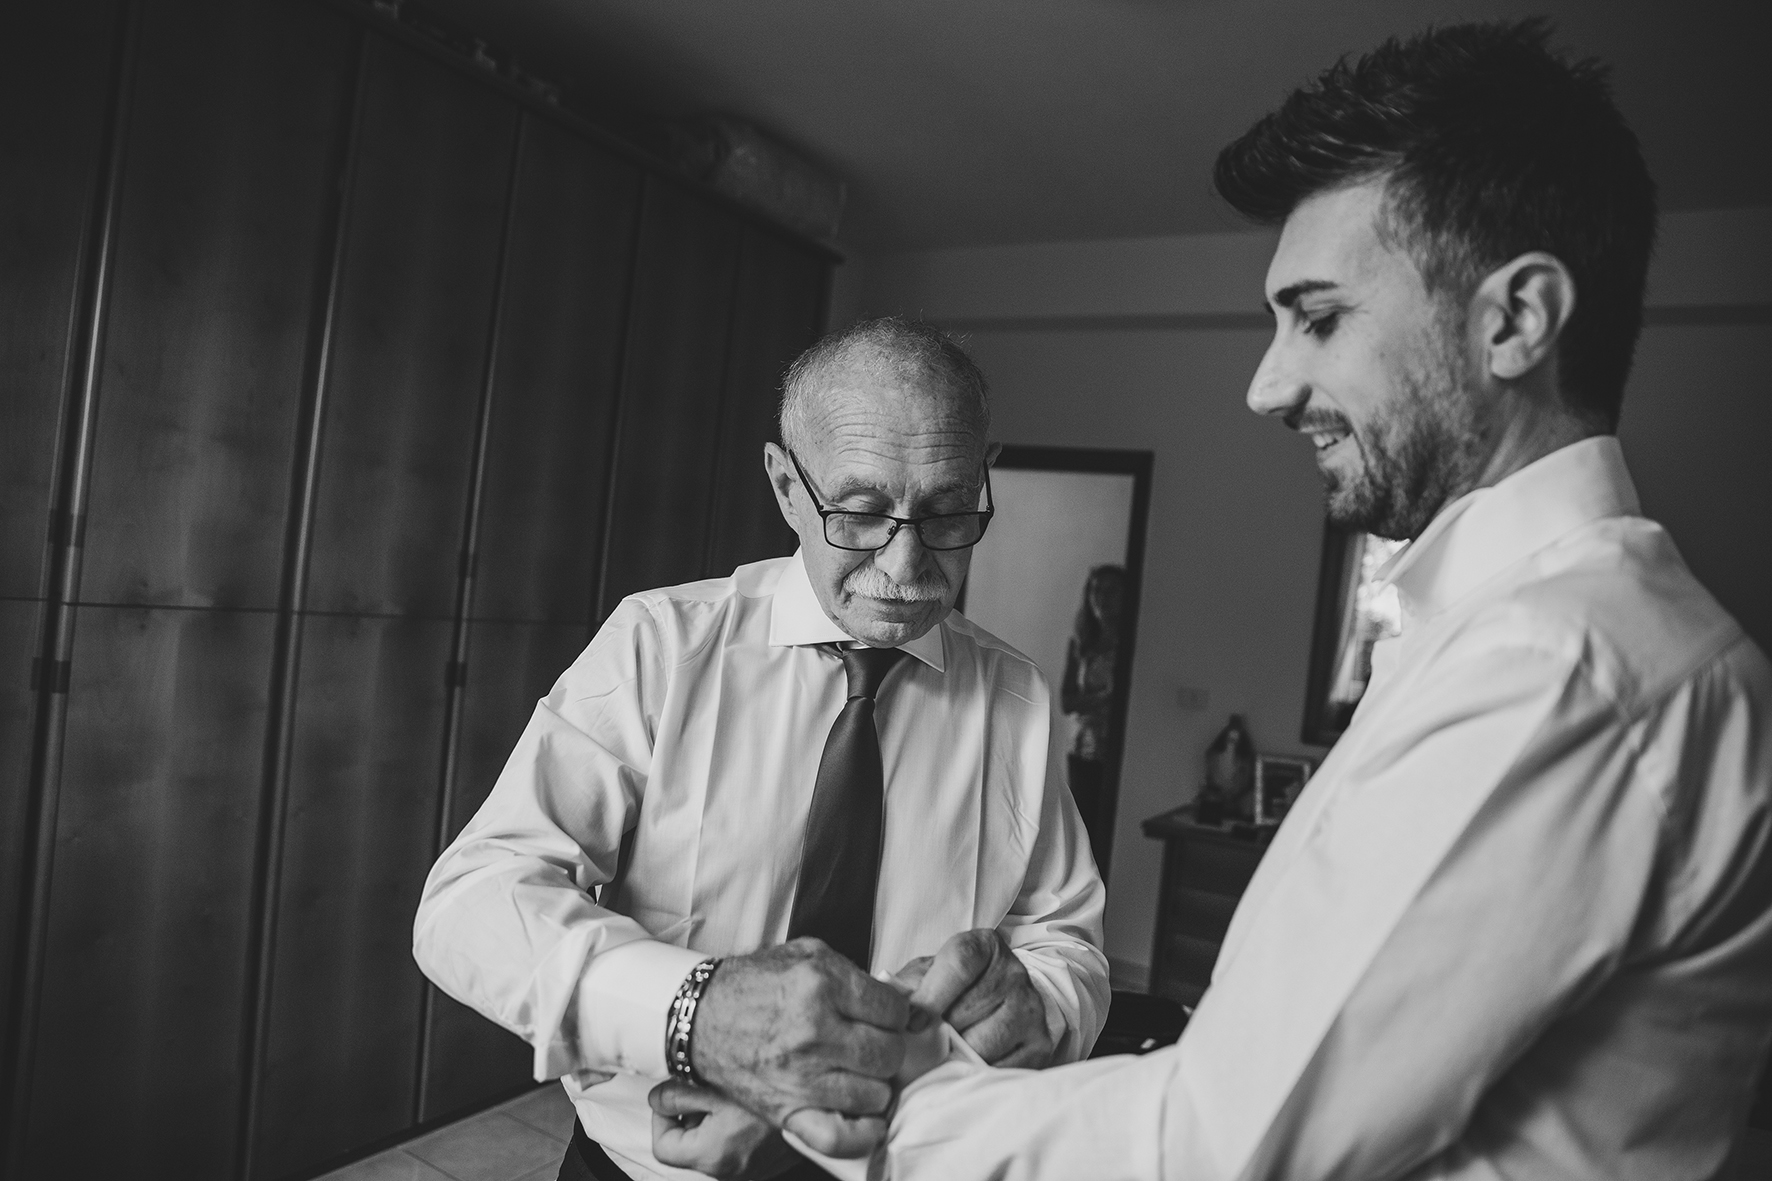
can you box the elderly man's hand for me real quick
[905,928,1055,1068]
[650,1081,800,1179]
[691,938,909,1156]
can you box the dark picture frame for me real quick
[960,446,1153,879]
[1301,522,1407,746]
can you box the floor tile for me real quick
[405,1111,566,1181]
[313,1147,459,1181]
[501,1084,578,1144]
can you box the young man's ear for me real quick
[762,443,801,530]
[1475,251,1577,383]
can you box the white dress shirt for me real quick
[413,553,1108,1180]
[877,436,1772,1180]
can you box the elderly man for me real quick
[804,21,1772,1181]
[413,317,1108,1181]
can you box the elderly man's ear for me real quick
[985,441,1002,467]
[1474,251,1576,385]
[763,443,802,530]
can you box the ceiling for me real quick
[421,0,1771,252]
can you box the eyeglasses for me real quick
[788,450,994,552]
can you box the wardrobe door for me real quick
[0,0,120,603]
[0,0,121,1134]
[422,619,593,1119]
[706,228,830,576]
[599,179,743,614]
[15,2,356,1175]
[419,116,642,1122]
[29,607,275,1176]
[252,33,519,1178]
[79,0,352,612]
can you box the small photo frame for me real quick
[1254,755,1315,826]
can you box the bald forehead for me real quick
[787,348,987,458]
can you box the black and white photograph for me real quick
[3,2,1769,1179]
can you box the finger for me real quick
[908,929,996,1017]
[794,1069,895,1117]
[991,1036,1055,1069]
[783,1109,889,1158]
[648,1079,727,1118]
[833,965,912,1031]
[955,988,1050,1066]
[652,1111,699,1165]
[891,956,933,993]
[944,963,1015,1031]
[955,1005,1022,1064]
[824,1017,907,1079]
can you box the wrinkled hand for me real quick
[650,1080,800,1179]
[692,938,909,1157]
[906,928,1054,1067]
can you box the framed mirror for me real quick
[960,446,1153,879]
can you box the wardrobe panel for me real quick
[304,35,517,619]
[446,620,590,841]
[706,230,828,576]
[254,613,452,1178]
[0,600,45,1096]
[420,992,533,1125]
[599,181,743,613]
[23,605,272,1177]
[419,622,588,1120]
[81,0,355,610]
[0,0,121,600]
[473,120,641,626]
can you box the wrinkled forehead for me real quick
[798,368,987,497]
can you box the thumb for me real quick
[783,1108,889,1159]
[908,930,995,1017]
[648,1079,724,1118]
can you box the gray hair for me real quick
[778,316,991,454]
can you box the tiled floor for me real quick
[316,1085,574,1181]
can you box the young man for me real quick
[823,21,1772,1180]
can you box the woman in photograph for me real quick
[1060,564,1126,873]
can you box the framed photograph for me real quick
[1301,523,1407,746]
[960,445,1153,879]
[1254,754,1315,825]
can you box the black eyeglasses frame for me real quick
[786,449,995,552]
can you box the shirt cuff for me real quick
[573,938,711,1077]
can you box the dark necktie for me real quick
[786,644,906,968]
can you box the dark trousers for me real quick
[560,1121,830,1181]
[559,1124,629,1181]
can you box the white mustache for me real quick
[844,564,947,603]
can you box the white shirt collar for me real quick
[767,550,947,671]
[1379,435,1641,625]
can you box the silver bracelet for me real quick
[666,958,721,1086]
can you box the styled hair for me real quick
[779,316,990,453]
[1214,19,1657,428]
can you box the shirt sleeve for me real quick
[412,597,707,1083]
[1001,687,1110,1064]
[881,613,1682,1180]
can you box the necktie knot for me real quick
[840,645,905,701]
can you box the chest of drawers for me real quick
[1140,805,1274,1007]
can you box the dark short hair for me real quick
[1214,19,1657,428]
[779,316,990,451]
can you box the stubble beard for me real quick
[1323,340,1481,542]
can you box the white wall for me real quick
[849,206,1772,982]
